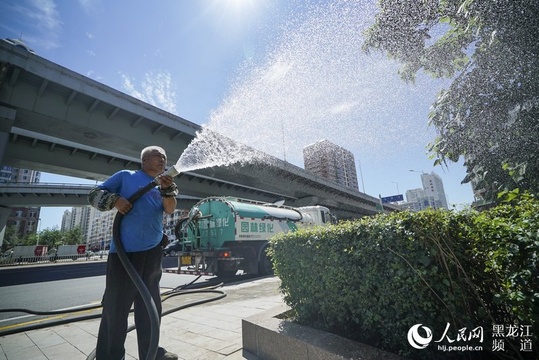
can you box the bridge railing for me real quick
[0,182,96,190]
[0,251,107,267]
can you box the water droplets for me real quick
[176,0,444,172]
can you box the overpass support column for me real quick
[0,206,11,247]
[0,106,15,247]
[0,105,16,166]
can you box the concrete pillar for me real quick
[0,105,16,164]
[0,206,11,247]
[0,106,16,246]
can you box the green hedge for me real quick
[269,194,538,359]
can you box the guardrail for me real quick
[0,251,108,267]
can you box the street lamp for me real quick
[391,181,400,194]
[36,218,41,245]
[357,159,366,193]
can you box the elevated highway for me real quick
[0,40,398,229]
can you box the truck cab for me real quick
[297,205,337,226]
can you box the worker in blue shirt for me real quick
[88,145,178,360]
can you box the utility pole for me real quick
[357,159,366,193]
[36,218,41,245]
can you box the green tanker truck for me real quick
[164,196,336,278]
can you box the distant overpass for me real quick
[0,40,398,236]
[0,180,293,210]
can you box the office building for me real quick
[420,172,448,209]
[62,206,93,240]
[303,140,359,191]
[403,188,437,212]
[404,172,448,211]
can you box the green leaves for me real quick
[364,0,539,202]
[271,194,539,359]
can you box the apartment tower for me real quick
[303,140,359,191]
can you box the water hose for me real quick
[0,281,227,336]
[0,165,229,359]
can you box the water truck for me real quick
[164,196,336,278]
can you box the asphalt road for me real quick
[0,256,179,287]
[0,257,214,334]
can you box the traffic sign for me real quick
[381,194,403,203]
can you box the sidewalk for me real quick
[0,276,284,360]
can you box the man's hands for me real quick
[156,174,174,189]
[115,197,133,215]
[114,174,176,215]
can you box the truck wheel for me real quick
[258,247,274,276]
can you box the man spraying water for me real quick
[88,145,179,360]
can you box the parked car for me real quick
[163,240,182,257]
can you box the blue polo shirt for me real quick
[99,170,164,253]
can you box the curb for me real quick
[242,305,406,360]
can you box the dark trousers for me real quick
[96,244,163,360]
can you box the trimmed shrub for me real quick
[269,195,538,359]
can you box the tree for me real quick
[38,228,62,248]
[2,225,21,250]
[24,233,38,246]
[62,227,84,245]
[35,227,85,247]
[363,0,539,201]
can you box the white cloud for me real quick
[120,71,178,115]
[6,0,63,50]
[78,0,100,14]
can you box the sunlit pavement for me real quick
[0,276,283,360]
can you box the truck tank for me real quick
[170,196,327,278]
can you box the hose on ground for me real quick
[0,282,226,336]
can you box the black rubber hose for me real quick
[111,180,161,360]
[0,180,230,359]
[0,285,226,337]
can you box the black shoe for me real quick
[156,347,178,360]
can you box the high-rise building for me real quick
[404,172,448,211]
[403,188,437,212]
[61,209,73,232]
[303,139,359,191]
[1,166,41,239]
[87,207,116,251]
[62,206,92,237]
[1,166,41,183]
[420,172,448,209]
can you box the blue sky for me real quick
[1,0,475,230]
